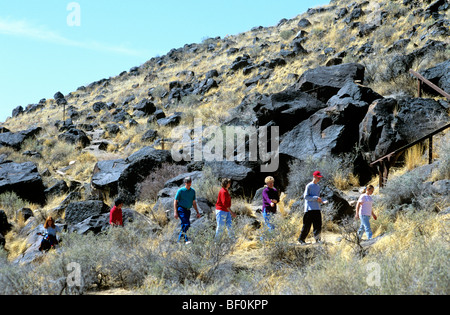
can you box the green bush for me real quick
[286,155,356,199]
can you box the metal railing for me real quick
[370,70,450,187]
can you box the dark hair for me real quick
[44,216,56,229]
[184,177,192,184]
[115,198,124,206]
[221,178,231,188]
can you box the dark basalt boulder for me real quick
[294,63,365,103]
[0,162,46,205]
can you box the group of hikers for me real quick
[171,170,377,245]
[39,170,377,251]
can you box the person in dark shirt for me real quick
[262,176,279,232]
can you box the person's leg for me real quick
[263,210,275,231]
[225,212,235,239]
[311,211,322,241]
[357,220,365,239]
[215,210,227,240]
[299,211,312,242]
[361,215,373,240]
[177,207,191,242]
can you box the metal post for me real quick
[418,80,422,98]
[429,136,433,164]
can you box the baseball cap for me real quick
[313,171,323,178]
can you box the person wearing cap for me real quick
[298,171,325,245]
[174,177,201,243]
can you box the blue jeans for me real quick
[358,215,373,240]
[263,209,275,231]
[215,210,234,240]
[177,206,191,242]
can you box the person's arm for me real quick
[174,199,179,219]
[371,209,377,220]
[271,188,280,204]
[355,195,364,219]
[225,190,236,218]
[355,201,361,219]
[262,188,274,207]
[304,184,322,203]
[192,200,201,218]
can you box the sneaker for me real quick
[298,239,307,245]
[185,241,192,245]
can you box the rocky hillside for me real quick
[0,0,449,272]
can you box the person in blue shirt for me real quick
[38,216,62,251]
[174,177,201,243]
[298,171,325,245]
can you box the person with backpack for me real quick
[355,185,377,240]
[174,177,201,244]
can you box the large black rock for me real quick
[58,128,90,148]
[0,126,42,151]
[421,59,450,95]
[91,159,129,196]
[92,147,172,204]
[294,63,365,103]
[0,162,46,205]
[359,97,448,162]
[65,200,110,225]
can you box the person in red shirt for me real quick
[110,198,124,227]
[215,178,236,240]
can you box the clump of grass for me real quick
[0,192,28,218]
[286,154,358,199]
[404,143,427,171]
[196,167,221,204]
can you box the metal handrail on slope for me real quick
[370,70,450,187]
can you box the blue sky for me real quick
[0,0,329,123]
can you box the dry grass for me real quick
[0,0,449,296]
[404,143,428,171]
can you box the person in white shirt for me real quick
[355,185,377,240]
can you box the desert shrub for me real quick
[378,170,427,215]
[433,132,450,180]
[151,222,234,285]
[138,163,187,202]
[0,192,28,218]
[280,29,295,41]
[0,222,159,295]
[45,141,77,169]
[196,167,221,204]
[286,155,357,199]
[260,213,327,270]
